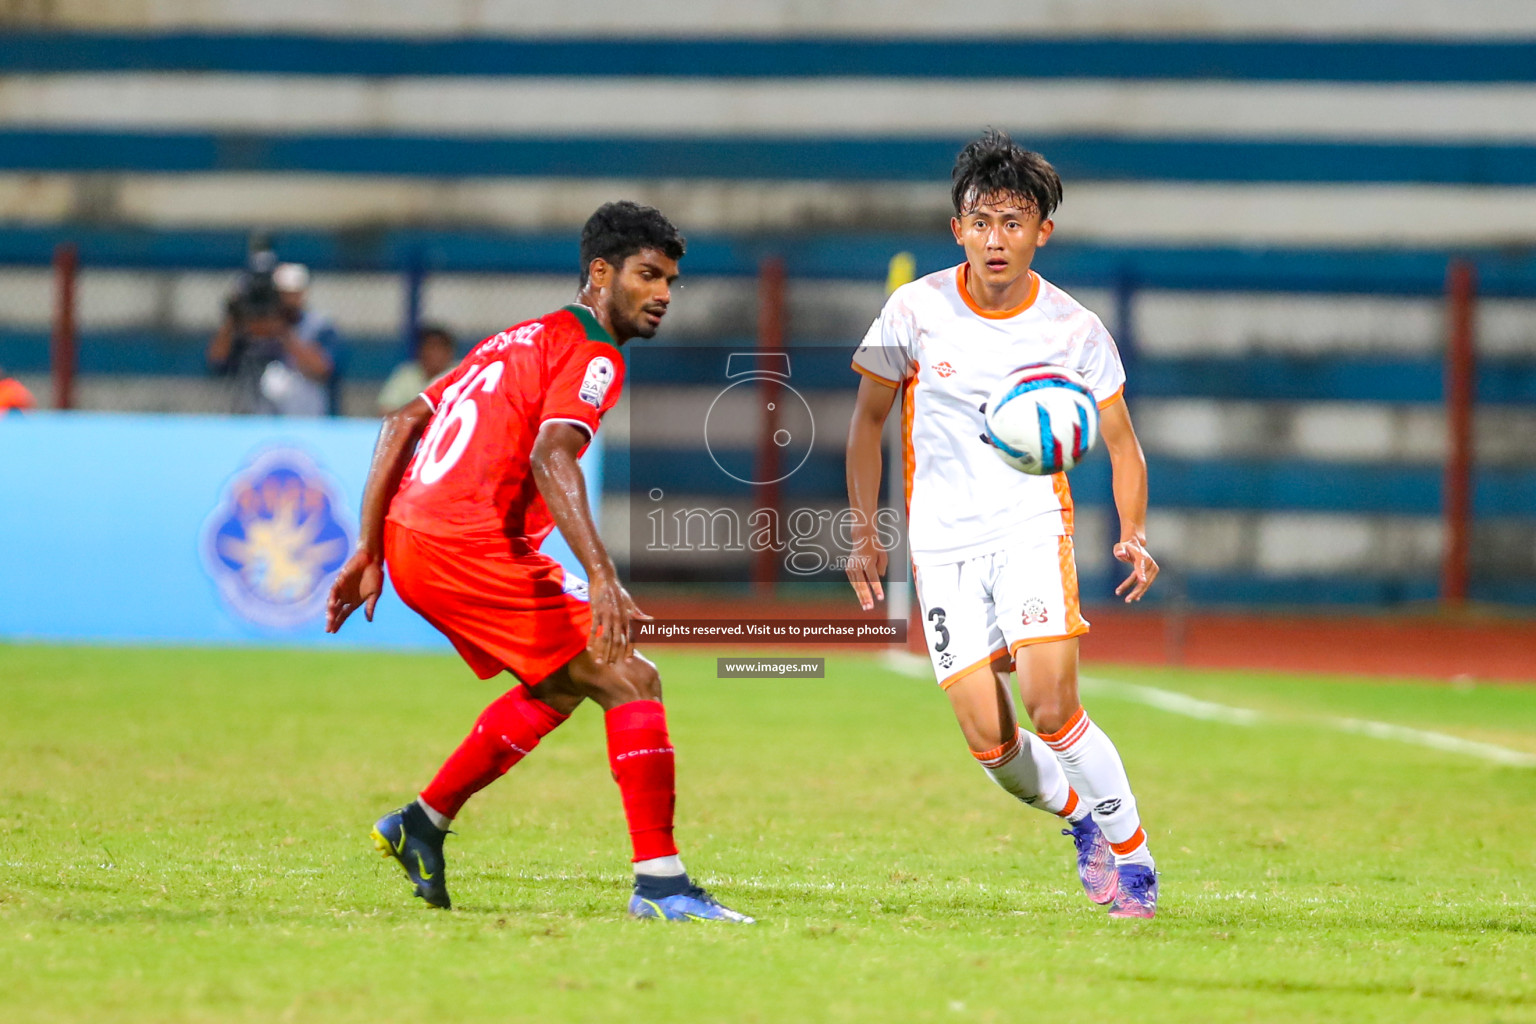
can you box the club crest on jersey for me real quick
[1021,598,1050,626]
[579,356,615,408]
[200,448,354,629]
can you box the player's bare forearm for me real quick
[530,421,641,664]
[1099,396,1158,600]
[357,398,431,558]
[326,398,430,632]
[846,377,895,522]
[1101,398,1148,542]
[531,423,616,584]
[845,376,898,608]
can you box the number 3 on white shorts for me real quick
[416,362,505,485]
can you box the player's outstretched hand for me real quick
[326,550,385,632]
[588,572,649,664]
[845,530,889,612]
[1113,539,1158,603]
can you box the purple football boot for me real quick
[1108,864,1159,919]
[1063,816,1118,905]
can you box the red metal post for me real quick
[1441,259,1476,608]
[752,257,787,595]
[50,242,78,411]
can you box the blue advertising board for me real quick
[0,411,601,648]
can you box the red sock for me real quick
[419,686,568,819]
[605,699,678,862]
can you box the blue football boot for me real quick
[1108,864,1159,919]
[371,803,451,909]
[1063,816,1118,905]
[628,883,754,923]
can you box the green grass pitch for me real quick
[3,643,1534,1023]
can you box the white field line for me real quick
[880,655,1536,767]
[1082,677,1262,726]
[880,651,931,677]
[1326,716,1536,768]
[1080,676,1536,768]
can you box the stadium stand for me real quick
[1,0,1534,607]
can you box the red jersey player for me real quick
[326,202,751,923]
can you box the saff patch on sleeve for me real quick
[578,356,615,408]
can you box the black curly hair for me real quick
[578,201,686,285]
[951,129,1063,221]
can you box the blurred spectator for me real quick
[377,324,456,414]
[0,365,36,414]
[207,262,336,416]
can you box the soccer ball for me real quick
[983,364,1100,475]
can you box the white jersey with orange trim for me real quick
[852,263,1126,566]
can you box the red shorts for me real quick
[384,521,592,684]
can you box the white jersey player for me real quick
[845,130,1161,918]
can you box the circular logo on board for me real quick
[201,448,354,629]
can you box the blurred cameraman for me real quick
[207,261,336,416]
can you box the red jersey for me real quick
[387,304,624,547]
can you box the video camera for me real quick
[225,235,285,326]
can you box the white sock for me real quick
[634,855,686,878]
[416,797,452,832]
[973,729,1085,821]
[1040,709,1154,868]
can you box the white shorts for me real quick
[913,534,1090,690]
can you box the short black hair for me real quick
[416,323,454,348]
[578,201,685,285]
[951,129,1063,220]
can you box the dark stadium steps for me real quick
[628,349,1536,404]
[6,328,1533,408]
[8,130,1536,187]
[1133,356,1536,404]
[0,328,406,380]
[4,33,1535,83]
[6,225,1536,296]
[611,448,1536,518]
